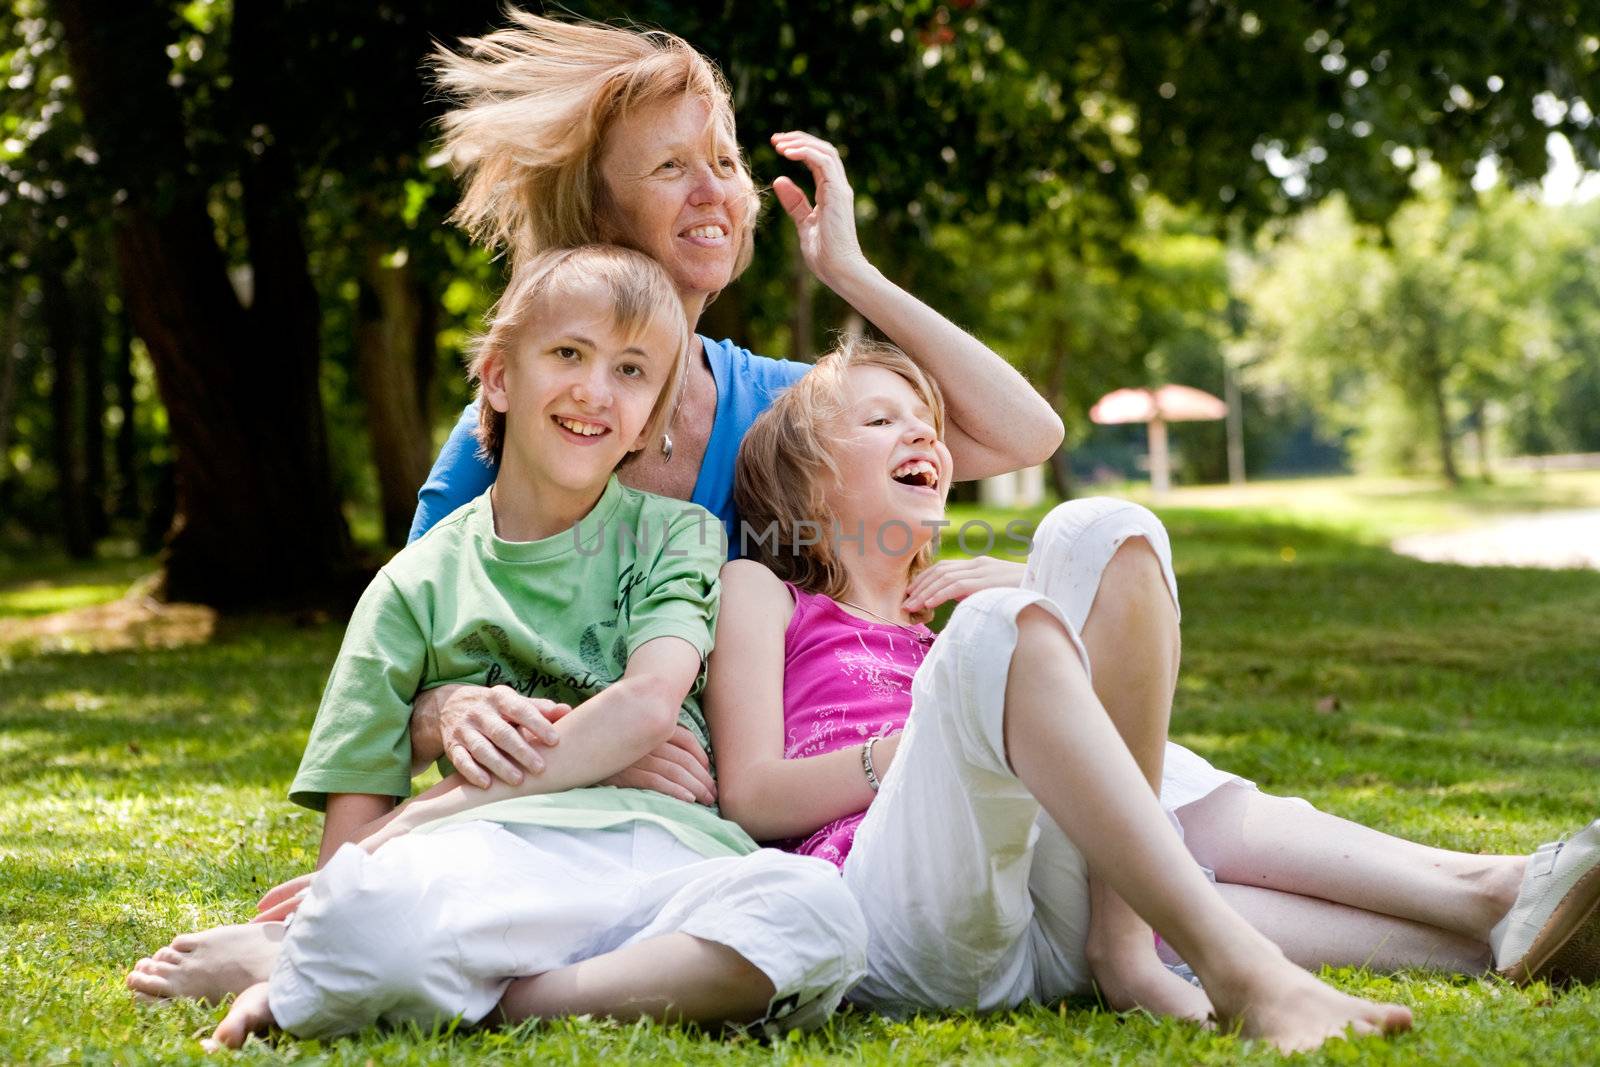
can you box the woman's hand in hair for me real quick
[771,131,869,290]
[902,556,1026,616]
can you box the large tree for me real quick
[49,0,495,604]
[988,1,1600,221]
[31,0,1600,605]
[53,0,348,604]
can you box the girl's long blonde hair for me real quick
[434,10,757,279]
[735,338,947,599]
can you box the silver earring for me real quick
[661,433,674,461]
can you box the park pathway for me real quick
[1391,508,1600,570]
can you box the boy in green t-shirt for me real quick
[127,246,865,1049]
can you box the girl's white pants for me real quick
[844,497,1265,1011]
[268,820,866,1038]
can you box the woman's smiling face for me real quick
[597,94,753,308]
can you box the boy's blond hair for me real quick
[735,338,947,599]
[434,10,758,280]
[467,245,689,462]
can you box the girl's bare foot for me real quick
[126,922,284,1004]
[1217,959,1412,1054]
[1091,951,1213,1022]
[200,981,275,1052]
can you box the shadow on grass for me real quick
[0,548,158,617]
[0,616,339,792]
[5,510,1600,1063]
[3,509,1596,844]
[1344,476,1600,516]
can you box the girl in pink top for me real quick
[705,338,1598,1051]
[773,582,932,866]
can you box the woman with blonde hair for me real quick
[404,8,1066,799]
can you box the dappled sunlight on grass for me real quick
[3,495,1600,1063]
[1147,469,1600,541]
[0,597,217,656]
[0,548,157,615]
[0,581,143,618]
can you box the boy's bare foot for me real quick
[126,922,284,1004]
[200,981,275,1052]
[1215,959,1412,1054]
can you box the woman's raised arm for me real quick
[771,131,1064,480]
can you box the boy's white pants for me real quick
[268,820,866,1038]
[843,497,1258,1011]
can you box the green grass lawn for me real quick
[3,483,1599,1064]
[1121,467,1600,540]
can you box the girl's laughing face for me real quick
[824,365,952,558]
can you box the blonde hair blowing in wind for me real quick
[433,10,757,276]
[735,339,948,600]
[466,244,690,463]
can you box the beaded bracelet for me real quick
[861,735,882,792]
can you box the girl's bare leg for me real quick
[1004,604,1411,1053]
[1200,883,1491,974]
[496,934,773,1025]
[1177,784,1524,944]
[1074,540,1209,1019]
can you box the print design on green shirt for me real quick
[614,563,650,613]
[578,618,629,681]
[456,623,609,704]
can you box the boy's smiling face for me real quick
[481,285,680,500]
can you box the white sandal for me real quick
[1490,819,1600,985]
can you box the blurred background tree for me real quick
[3,0,1598,607]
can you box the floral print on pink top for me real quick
[773,582,935,867]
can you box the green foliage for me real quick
[1239,185,1600,480]
[993,1,1600,223]
[7,1,1600,551]
[4,496,1600,1062]
[1506,198,1600,456]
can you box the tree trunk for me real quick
[1046,446,1075,500]
[1036,260,1073,502]
[0,291,21,490]
[698,272,749,351]
[1419,339,1459,487]
[141,462,176,557]
[1471,398,1492,483]
[43,252,94,558]
[355,241,435,547]
[57,0,357,608]
[76,259,110,539]
[412,276,438,426]
[1224,357,1246,485]
[112,308,140,519]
